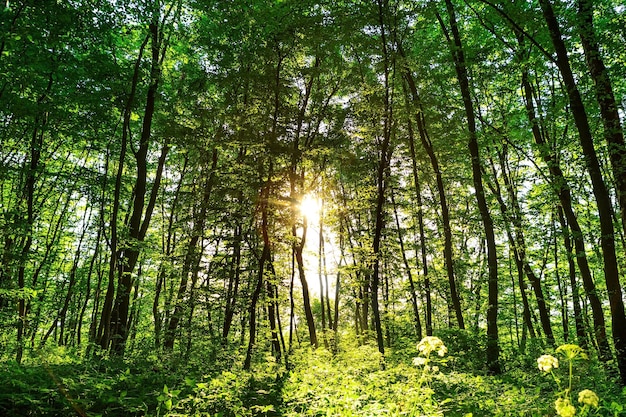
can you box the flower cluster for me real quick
[412,357,427,366]
[555,398,576,417]
[537,354,559,372]
[416,336,448,358]
[556,344,588,361]
[578,389,599,408]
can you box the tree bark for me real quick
[222,223,243,343]
[556,206,587,347]
[164,149,217,350]
[401,61,463,330]
[441,0,501,374]
[576,0,626,238]
[498,144,554,346]
[518,33,612,362]
[484,154,537,342]
[98,33,148,351]
[244,172,273,370]
[391,188,422,338]
[539,0,625,380]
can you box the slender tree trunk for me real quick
[153,155,187,349]
[556,206,587,347]
[41,209,89,347]
[16,115,44,363]
[222,223,242,343]
[576,0,626,383]
[164,149,217,350]
[333,253,342,337]
[401,61,463,330]
[484,155,536,342]
[110,138,168,354]
[286,42,318,348]
[577,0,626,238]
[293,233,318,347]
[244,173,273,370]
[243,243,268,371]
[266,274,281,360]
[14,70,53,363]
[519,37,611,362]
[275,283,288,367]
[553,216,569,342]
[538,1,624,378]
[494,144,554,345]
[318,214,327,333]
[441,0,501,374]
[323,241,333,331]
[369,0,395,357]
[77,224,101,348]
[289,249,296,352]
[414,169,432,337]
[98,34,148,351]
[391,188,422,338]
[109,16,171,353]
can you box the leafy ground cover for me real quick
[1,333,625,416]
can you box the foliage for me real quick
[2,0,626,415]
[2,335,626,416]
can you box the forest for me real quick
[1,0,626,415]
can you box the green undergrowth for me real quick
[1,335,625,416]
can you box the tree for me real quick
[538,0,626,382]
[439,0,501,374]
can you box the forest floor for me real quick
[1,332,626,416]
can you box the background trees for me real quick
[1,0,626,387]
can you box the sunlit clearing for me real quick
[300,194,322,222]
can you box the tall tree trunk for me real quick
[41,208,90,347]
[110,137,168,354]
[164,149,217,350]
[518,34,612,362]
[293,230,318,347]
[401,61,463,330]
[441,0,501,374]
[266,274,281,360]
[491,143,554,346]
[77,224,101,348]
[577,0,626,238]
[318,214,327,334]
[153,155,188,349]
[244,172,273,370]
[556,206,587,347]
[98,34,148,351]
[288,47,319,347]
[538,0,625,380]
[553,216,569,342]
[576,0,626,383]
[484,155,537,342]
[413,163,432,337]
[391,188,422,338]
[109,14,171,353]
[16,111,45,363]
[369,0,394,357]
[222,223,243,343]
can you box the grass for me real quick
[1,334,625,416]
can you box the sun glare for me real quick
[300,194,322,222]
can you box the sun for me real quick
[300,194,322,222]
